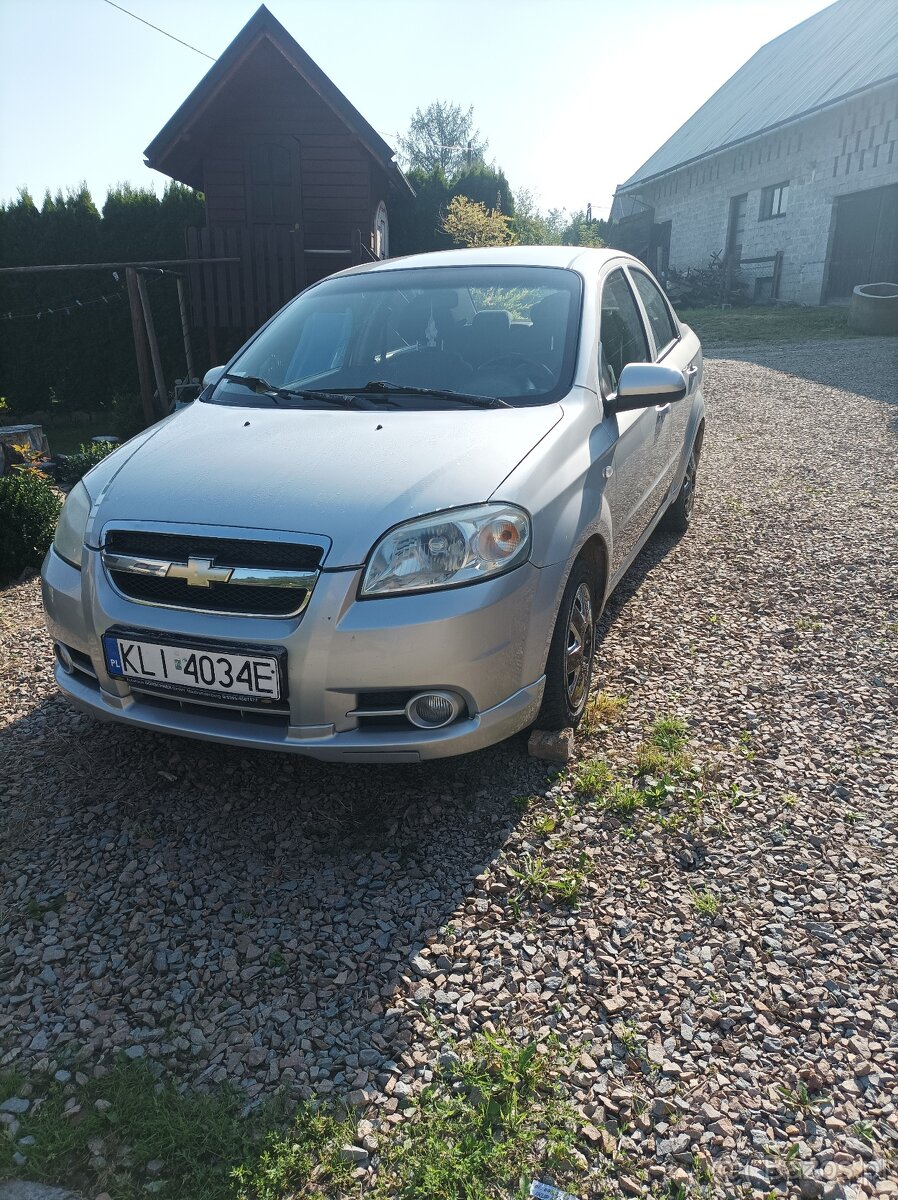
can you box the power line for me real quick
[99,0,215,61]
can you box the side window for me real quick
[631,269,679,357]
[600,270,649,393]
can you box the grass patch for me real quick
[689,888,720,917]
[41,421,107,456]
[508,852,592,907]
[375,1030,586,1199]
[647,715,688,752]
[568,757,613,799]
[567,712,713,834]
[0,1059,353,1200]
[1,1034,592,1200]
[634,717,691,781]
[678,304,855,346]
[232,1108,355,1200]
[582,691,628,733]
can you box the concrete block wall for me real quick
[627,81,898,304]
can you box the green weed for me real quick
[374,1030,584,1199]
[689,888,719,917]
[582,691,628,732]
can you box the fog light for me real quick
[55,642,74,673]
[405,691,462,729]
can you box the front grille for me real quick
[135,687,290,728]
[103,529,323,617]
[104,530,322,571]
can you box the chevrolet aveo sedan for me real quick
[42,247,705,763]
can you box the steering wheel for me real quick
[477,354,556,391]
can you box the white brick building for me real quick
[611,0,898,305]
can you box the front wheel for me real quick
[536,559,597,731]
[660,443,699,533]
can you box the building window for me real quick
[760,182,789,220]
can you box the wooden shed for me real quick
[144,4,412,352]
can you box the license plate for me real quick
[102,633,283,702]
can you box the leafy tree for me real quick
[0,181,207,422]
[561,210,609,247]
[441,196,514,248]
[510,190,609,248]
[390,167,452,258]
[450,161,514,217]
[512,189,566,245]
[398,101,488,176]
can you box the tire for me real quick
[537,557,597,731]
[660,442,700,533]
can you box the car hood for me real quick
[89,399,564,566]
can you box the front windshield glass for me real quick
[208,265,582,408]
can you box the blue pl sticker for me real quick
[529,1183,579,1200]
[103,635,123,675]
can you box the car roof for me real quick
[330,244,630,279]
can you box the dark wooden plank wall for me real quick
[184,36,391,328]
[204,159,247,226]
[197,39,374,251]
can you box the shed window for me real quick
[760,182,789,220]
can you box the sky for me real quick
[0,0,838,220]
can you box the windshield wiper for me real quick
[221,373,361,409]
[346,380,510,409]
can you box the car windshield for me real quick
[207,265,582,409]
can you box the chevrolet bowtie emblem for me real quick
[166,556,233,588]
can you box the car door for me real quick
[627,265,697,494]
[598,267,667,576]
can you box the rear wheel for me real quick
[537,558,597,730]
[660,442,700,532]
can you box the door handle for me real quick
[655,402,671,415]
[685,363,698,376]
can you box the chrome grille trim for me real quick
[100,550,319,618]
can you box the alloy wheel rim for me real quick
[683,453,697,516]
[565,582,594,713]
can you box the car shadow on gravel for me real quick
[0,524,687,1087]
[708,335,898,425]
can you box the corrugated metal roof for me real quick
[619,0,898,190]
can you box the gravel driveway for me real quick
[1,336,896,1198]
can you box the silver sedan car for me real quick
[42,247,705,762]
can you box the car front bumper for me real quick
[41,545,564,762]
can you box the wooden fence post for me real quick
[135,270,168,419]
[125,267,157,428]
[175,276,196,383]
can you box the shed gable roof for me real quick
[618,0,898,192]
[144,5,412,195]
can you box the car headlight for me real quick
[361,504,531,597]
[53,481,92,569]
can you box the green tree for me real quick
[450,161,514,216]
[398,101,488,176]
[391,167,452,257]
[511,189,566,245]
[561,210,609,247]
[0,181,206,422]
[441,196,515,248]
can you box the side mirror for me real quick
[203,365,226,389]
[609,362,687,413]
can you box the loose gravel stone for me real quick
[0,1099,29,1115]
[1,337,896,1198]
